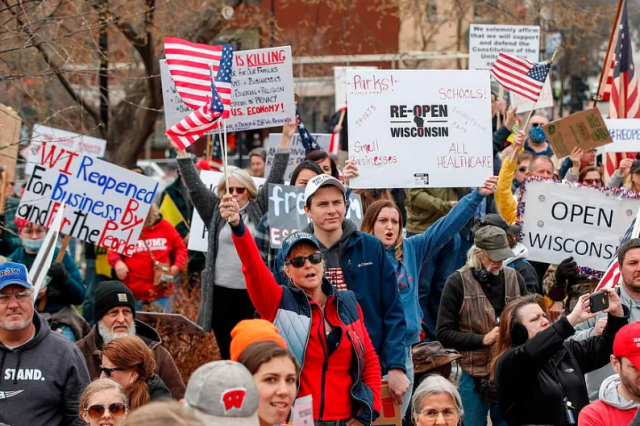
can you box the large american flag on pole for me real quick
[596,210,640,291]
[490,53,551,102]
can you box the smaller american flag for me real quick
[296,107,321,154]
[491,53,551,102]
[596,210,640,291]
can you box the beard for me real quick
[98,319,136,344]
[0,309,33,331]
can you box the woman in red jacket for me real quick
[108,204,187,311]
[220,194,381,426]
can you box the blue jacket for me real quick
[387,189,486,346]
[273,223,407,374]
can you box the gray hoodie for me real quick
[305,219,359,278]
[599,374,640,410]
[0,313,90,426]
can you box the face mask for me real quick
[22,238,44,252]
[529,125,547,143]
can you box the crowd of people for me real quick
[2,95,640,426]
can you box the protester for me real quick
[223,192,382,424]
[411,374,464,426]
[523,115,553,157]
[249,147,267,177]
[492,104,517,175]
[79,378,129,426]
[123,401,204,426]
[171,133,289,359]
[0,261,90,426]
[361,176,498,414]
[624,160,640,193]
[578,322,640,426]
[108,203,187,312]
[306,150,340,179]
[563,148,597,181]
[576,166,604,186]
[607,158,634,188]
[512,152,533,192]
[271,174,408,404]
[9,218,86,341]
[184,361,260,426]
[492,291,628,426]
[229,319,288,362]
[436,226,527,426]
[100,335,171,408]
[76,280,185,399]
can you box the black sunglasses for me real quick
[531,123,542,127]
[85,403,127,419]
[518,166,528,173]
[285,253,323,268]
[100,365,127,377]
[583,178,602,185]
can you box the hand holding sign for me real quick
[343,160,360,186]
[618,158,634,173]
[569,147,584,170]
[478,176,499,196]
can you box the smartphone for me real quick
[589,291,610,313]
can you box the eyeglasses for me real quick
[285,253,323,268]
[85,403,127,419]
[0,290,32,305]
[99,365,128,377]
[229,187,246,195]
[517,167,528,173]
[418,408,459,422]
[583,178,602,185]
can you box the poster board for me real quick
[543,108,613,158]
[17,143,158,255]
[264,133,332,183]
[0,104,21,180]
[519,179,640,271]
[603,119,640,152]
[509,77,553,113]
[189,171,266,252]
[267,184,363,248]
[334,66,377,110]
[468,24,540,70]
[372,381,402,426]
[346,69,493,188]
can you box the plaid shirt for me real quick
[254,213,280,271]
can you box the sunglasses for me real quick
[85,403,127,419]
[229,187,246,195]
[285,253,323,268]
[518,167,528,173]
[583,178,602,185]
[531,123,542,127]
[99,365,127,377]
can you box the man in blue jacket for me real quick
[272,174,409,404]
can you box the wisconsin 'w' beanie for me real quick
[93,280,136,322]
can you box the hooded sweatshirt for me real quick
[0,313,90,426]
[578,374,640,426]
[504,243,540,294]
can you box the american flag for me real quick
[491,53,552,102]
[602,0,640,181]
[165,43,234,149]
[296,107,321,154]
[596,211,640,291]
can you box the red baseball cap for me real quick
[613,322,640,369]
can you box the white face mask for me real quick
[21,238,44,252]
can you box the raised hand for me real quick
[478,175,499,196]
[219,194,241,226]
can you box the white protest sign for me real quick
[29,206,64,300]
[346,69,493,188]
[160,59,194,131]
[509,77,553,113]
[18,143,158,255]
[189,171,266,252]
[468,24,540,70]
[519,180,640,271]
[265,134,332,183]
[603,119,640,152]
[291,395,313,426]
[27,124,107,175]
[334,66,377,110]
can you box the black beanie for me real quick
[93,281,136,323]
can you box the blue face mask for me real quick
[529,126,547,144]
[22,238,44,252]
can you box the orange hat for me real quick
[230,319,287,361]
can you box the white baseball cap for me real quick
[304,174,346,205]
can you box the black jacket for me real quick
[148,374,172,402]
[495,310,629,426]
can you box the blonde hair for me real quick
[144,204,160,228]
[466,245,484,270]
[123,401,204,426]
[216,166,258,202]
[79,378,128,414]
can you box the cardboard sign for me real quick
[264,133,332,183]
[372,381,402,426]
[334,66,377,110]
[509,77,553,113]
[267,184,363,249]
[519,180,640,271]
[468,24,540,70]
[603,119,640,152]
[26,124,107,175]
[0,104,21,179]
[189,171,266,252]
[346,69,493,188]
[543,108,613,158]
[17,143,158,255]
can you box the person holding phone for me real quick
[491,290,628,426]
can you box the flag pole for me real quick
[593,0,625,109]
[222,119,229,195]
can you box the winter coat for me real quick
[0,313,90,426]
[176,150,289,333]
[405,187,470,234]
[495,311,629,426]
[75,319,185,399]
[148,373,172,402]
[578,374,639,426]
[230,219,381,424]
[496,157,518,225]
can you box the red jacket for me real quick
[108,218,187,300]
[579,400,637,426]
[231,222,381,423]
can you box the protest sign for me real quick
[468,24,540,70]
[17,143,158,255]
[189,171,266,252]
[291,395,313,426]
[265,133,332,182]
[267,184,363,248]
[543,108,613,158]
[0,104,21,179]
[509,77,553,113]
[334,66,377,110]
[372,381,402,426]
[29,205,64,300]
[603,119,640,152]
[519,179,640,271]
[346,69,493,188]
[26,125,107,175]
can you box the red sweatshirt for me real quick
[231,225,382,422]
[108,218,188,300]
[579,400,637,426]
